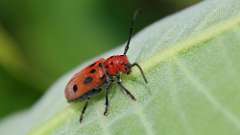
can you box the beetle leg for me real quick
[99,63,113,116]
[80,98,90,123]
[116,75,136,101]
[104,81,112,116]
[131,63,148,83]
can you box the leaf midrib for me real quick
[28,14,240,135]
[139,15,240,75]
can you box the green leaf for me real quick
[1,0,240,134]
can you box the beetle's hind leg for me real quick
[80,98,90,123]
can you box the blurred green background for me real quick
[0,0,200,119]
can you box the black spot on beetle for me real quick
[73,85,78,92]
[90,69,96,73]
[84,77,93,84]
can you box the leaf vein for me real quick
[176,59,240,130]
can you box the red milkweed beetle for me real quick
[65,10,148,123]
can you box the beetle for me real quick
[65,10,148,123]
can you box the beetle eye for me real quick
[73,85,78,92]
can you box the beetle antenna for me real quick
[123,9,141,55]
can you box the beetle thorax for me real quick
[104,55,131,76]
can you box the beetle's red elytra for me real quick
[65,10,148,123]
